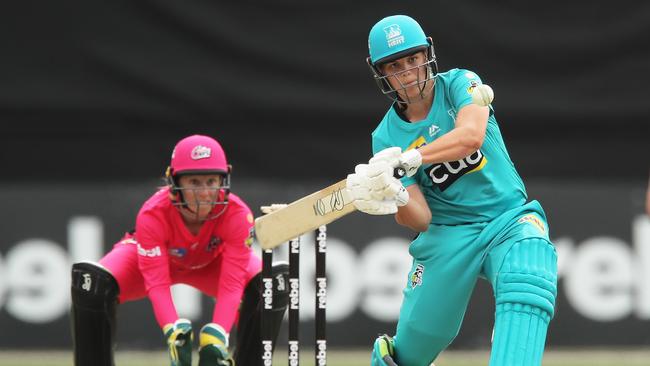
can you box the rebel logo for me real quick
[424,149,487,191]
[263,278,273,310]
[288,340,299,365]
[262,340,273,365]
[316,278,327,309]
[289,278,300,310]
[316,339,327,365]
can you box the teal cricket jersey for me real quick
[372,68,527,225]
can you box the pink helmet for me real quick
[166,135,231,213]
[169,135,229,176]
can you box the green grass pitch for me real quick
[0,349,648,366]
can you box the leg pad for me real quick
[233,262,289,366]
[71,261,120,366]
[490,238,558,366]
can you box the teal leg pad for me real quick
[489,238,557,366]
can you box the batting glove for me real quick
[347,164,409,215]
[370,147,422,178]
[398,149,422,177]
[347,164,372,200]
[163,318,193,366]
[348,165,392,215]
[365,161,409,201]
[369,147,402,168]
[198,323,234,366]
[353,198,400,215]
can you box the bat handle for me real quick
[393,166,406,178]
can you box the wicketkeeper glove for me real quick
[198,323,235,366]
[371,334,398,366]
[371,334,436,366]
[163,318,193,366]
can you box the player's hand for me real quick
[365,161,408,201]
[346,164,373,201]
[198,323,234,366]
[347,164,408,215]
[370,147,422,177]
[369,147,402,168]
[354,198,399,215]
[163,318,193,366]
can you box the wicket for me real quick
[262,225,327,365]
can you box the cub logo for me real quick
[425,150,487,191]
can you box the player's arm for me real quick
[395,184,431,232]
[134,214,179,328]
[398,78,494,176]
[212,209,254,332]
[373,105,490,179]
[416,104,489,165]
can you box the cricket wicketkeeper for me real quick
[70,135,289,366]
[346,15,559,366]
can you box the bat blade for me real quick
[254,179,356,249]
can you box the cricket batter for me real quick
[346,15,558,366]
[70,135,289,366]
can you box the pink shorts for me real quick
[99,240,261,304]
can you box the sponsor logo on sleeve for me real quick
[137,244,162,257]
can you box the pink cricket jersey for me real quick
[134,187,256,329]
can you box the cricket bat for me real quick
[255,167,405,249]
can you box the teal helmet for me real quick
[366,15,438,104]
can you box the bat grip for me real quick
[393,166,406,178]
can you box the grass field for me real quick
[1,348,649,366]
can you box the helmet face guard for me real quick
[166,167,232,221]
[367,15,439,105]
[165,135,232,221]
[367,40,438,105]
